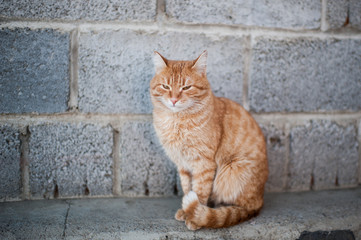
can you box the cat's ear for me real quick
[192,50,208,75]
[153,51,168,74]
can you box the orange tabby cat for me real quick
[150,50,268,230]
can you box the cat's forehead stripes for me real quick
[170,73,187,87]
[167,61,192,87]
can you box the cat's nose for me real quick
[170,98,178,105]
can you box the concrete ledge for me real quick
[1,187,360,239]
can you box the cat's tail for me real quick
[182,191,259,230]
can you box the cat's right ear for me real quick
[153,51,168,74]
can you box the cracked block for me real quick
[119,121,176,196]
[289,120,358,191]
[325,0,349,30]
[0,125,21,201]
[260,124,288,192]
[28,123,113,198]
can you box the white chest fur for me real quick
[153,115,198,172]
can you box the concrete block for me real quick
[260,124,288,192]
[324,0,349,30]
[0,125,21,201]
[250,38,361,113]
[359,120,361,185]
[289,120,358,191]
[336,123,360,187]
[119,121,177,196]
[28,123,113,199]
[350,0,361,30]
[0,0,157,22]
[166,0,321,29]
[0,28,69,113]
[78,30,245,114]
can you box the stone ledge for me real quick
[1,187,360,239]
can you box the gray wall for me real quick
[0,0,360,201]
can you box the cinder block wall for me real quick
[0,0,360,202]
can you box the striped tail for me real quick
[182,191,258,230]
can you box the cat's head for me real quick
[150,51,212,113]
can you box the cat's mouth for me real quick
[163,99,188,112]
[169,103,184,112]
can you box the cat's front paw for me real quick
[185,219,201,230]
[175,209,186,221]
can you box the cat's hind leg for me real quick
[212,159,252,205]
[213,159,265,214]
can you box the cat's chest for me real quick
[157,121,191,146]
[154,116,199,155]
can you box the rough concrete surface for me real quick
[260,123,288,192]
[119,121,177,197]
[0,28,69,114]
[0,0,157,22]
[350,0,361,30]
[289,120,359,191]
[0,188,360,240]
[0,125,21,201]
[250,37,361,113]
[166,0,321,29]
[325,0,349,30]
[28,123,113,199]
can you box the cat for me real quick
[150,50,268,230]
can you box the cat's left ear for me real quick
[192,50,208,76]
[153,51,168,74]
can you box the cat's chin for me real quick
[167,105,186,113]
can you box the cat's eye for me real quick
[182,85,192,91]
[162,84,170,90]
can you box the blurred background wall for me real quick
[0,0,360,201]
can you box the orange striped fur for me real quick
[150,51,268,230]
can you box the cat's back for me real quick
[215,96,259,130]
